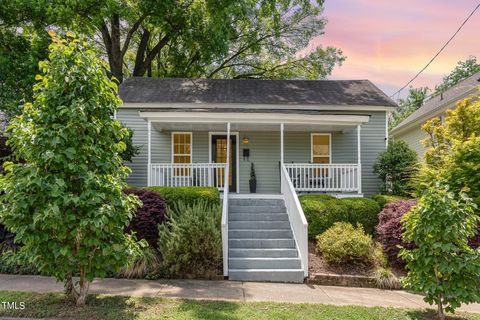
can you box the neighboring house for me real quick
[390,72,480,159]
[117,78,396,283]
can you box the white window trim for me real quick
[171,132,193,163]
[208,132,240,194]
[310,133,332,164]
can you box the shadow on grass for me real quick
[176,299,241,320]
[405,309,476,320]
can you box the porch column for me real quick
[147,120,151,186]
[225,122,231,192]
[280,123,284,165]
[357,125,362,194]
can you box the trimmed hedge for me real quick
[147,186,220,208]
[300,196,381,238]
[370,194,407,209]
[123,188,167,248]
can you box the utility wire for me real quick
[390,1,480,99]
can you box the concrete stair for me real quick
[227,198,304,283]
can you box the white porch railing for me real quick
[284,163,360,193]
[281,163,308,277]
[149,163,228,189]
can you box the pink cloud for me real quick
[312,0,480,97]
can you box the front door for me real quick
[211,135,237,192]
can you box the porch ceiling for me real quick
[141,111,370,133]
[152,122,358,132]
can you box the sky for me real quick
[308,0,480,99]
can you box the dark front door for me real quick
[211,135,237,192]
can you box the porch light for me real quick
[242,137,250,145]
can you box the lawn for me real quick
[0,291,479,320]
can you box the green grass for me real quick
[0,291,478,320]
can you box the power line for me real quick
[390,1,480,99]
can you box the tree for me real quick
[0,33,140,306]
[434,56,480,96]
[389,87,429,130]
[3,0,344,82]
[418,95,480,203]
[400,186,480,320]
[373,140,418,196]
[0,27,49,119]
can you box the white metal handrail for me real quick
[283,163,360,192]
[281,163,308,277]
[149,163,227,189]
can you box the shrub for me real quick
[300,196,348,239]
[123,188,167,248]
[118,247,162,279]
[0,224,16,252]
[376,200,417,266]
[0,249,43,275]
[400,186,480,318]
[159,200,222,277]
[147,186,220,208]
[342,198,380,235]
[300,196,381,238]
[373,140,418,196]
[369,194,407,209]
[316,222,374,265]
[373,267,401,290]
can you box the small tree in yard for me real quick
[399,186,480,320]
[0,33,139,306]
[373,140,418,196]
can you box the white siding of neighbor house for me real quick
[117,109,387,195]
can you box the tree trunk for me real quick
[437,301,445,320]
[76,270,90,306]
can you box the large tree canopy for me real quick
[2,0,344,83]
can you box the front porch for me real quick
[143,112,367,196]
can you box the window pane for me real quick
[173,133,192,163]
[313,156,329,164]
[312,135,330,156]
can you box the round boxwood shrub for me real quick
[376,199,417,266]
[123,188,166,248]
[316,222,374,265]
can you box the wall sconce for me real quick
[242,137,250,145]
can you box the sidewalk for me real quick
[1,274,479,314]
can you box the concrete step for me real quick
[229,229,293,239]
[229,269,304,283]
[229,221,291,230]
[229,199,285,207]
[229,205,286,214]
[229,248,298,258]
[229,213,289,222]
[229,238,295,249]
[229,257,301,269]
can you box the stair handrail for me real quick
[280,163,308,277]
[221,162,230,277]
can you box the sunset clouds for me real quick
[312,0,480,97]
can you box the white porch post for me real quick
[280,123,284,165]
[147,120,152,186]
[225,122,231,191]
[357,125,362,194]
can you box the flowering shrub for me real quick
[376,200,417,266]
[123,188,167,248]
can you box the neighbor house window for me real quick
[172,132,192,175]
[311,134,331,164]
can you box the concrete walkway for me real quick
[1,274,480,314]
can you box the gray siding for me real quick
[394,127,428,160]
[117,109,387,195]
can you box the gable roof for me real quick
[391,72,480,134]
[118,78,397,108]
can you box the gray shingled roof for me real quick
[391,72,480,133]
[118,78,397,107]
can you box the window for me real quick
[311,134,331,164]
[172,132,192,175]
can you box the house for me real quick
[117,78,396,283]
[390,72,480,159]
